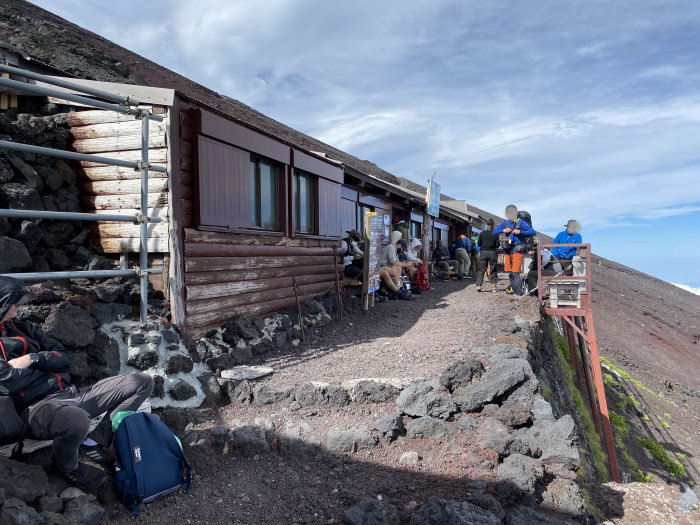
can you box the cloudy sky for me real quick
[34,0,700,289]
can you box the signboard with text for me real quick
[426,178,441,217]
[363,212,382,296]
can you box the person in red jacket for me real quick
[0,277,153,492]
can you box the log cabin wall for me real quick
[176,99,343,337]
[66,106,172,254]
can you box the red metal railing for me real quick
[537,243,620,482]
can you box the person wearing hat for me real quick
[552,220,582,261]
[0,277,153,492]
[341,229,364,280]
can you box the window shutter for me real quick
[317,178,342,238]
[197,135,251,229]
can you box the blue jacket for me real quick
[552,231,582,260]
[455,237,472,252]
[493,219,536,249]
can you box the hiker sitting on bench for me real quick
[341,229,364,281]
[379,231,414,300]
[0,277,153,492]
[431,240,458,277]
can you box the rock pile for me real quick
[0,455,105,525]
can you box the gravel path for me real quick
[256,277,540,387]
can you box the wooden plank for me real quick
[184,263,343,286]
[78,148,167,168]
[88,207,169,219]
[168,98,187,328]
[183,227,338,248]
[91,222,169,239]
[185,281,335,320]
[90,237,169,253]
[81,166,167,181]
[83,193,169,209]
[73,133,166,154]
[186,273,335,301]
[185,255,335,272]
[184,242,334,258]
[66,110,148,126]
[70,119,166,140]
[181,154,192,172]
[80,178,168,195]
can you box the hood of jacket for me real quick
[0,277,22,322]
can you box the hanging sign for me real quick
[363,212,382,295]
[426,177,441,217]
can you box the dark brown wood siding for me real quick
[196,135,251,229]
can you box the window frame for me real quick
[293,169,318,235]
[357,203,374,236]
[248,155,283,232]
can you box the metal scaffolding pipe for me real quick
[0,268,162,281]
[0,140,167,173]
[0,208,161,223]
[0,76,163,122]
[139,113,150,322]
[0,63,133,106]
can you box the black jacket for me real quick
[478,229,500,252]
[0,278,71,412]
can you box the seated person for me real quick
[431,240,458,277]
[340,229,364,280]
[379,231,414,300]
[552,219,582,275]
[0,277,154,492]
[405,239,430,291]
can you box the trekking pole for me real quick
[333,246,343,321]
[292,276,305,342]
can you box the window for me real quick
[433,227,442,248]
[249,157,280,230]
[293,170,316,234]
[410,220,422,240]
[357,204,373,235]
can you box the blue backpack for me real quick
[112,412,192,516]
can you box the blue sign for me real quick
[426,179,441,217]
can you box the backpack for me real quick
[112,412,192,516]
[515,213,536,251]
[517,210,533,227]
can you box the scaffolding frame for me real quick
[0,63,165,322]
[537,243,620,482]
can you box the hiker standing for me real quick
[493,204,536,295]
[476,219,500,292]
[454,234,472,279]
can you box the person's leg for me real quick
[476,255,488,287]
[455,249,466,275]
[28,401,91,474]
[447,260,459,274]
[380,269,399,292]
[74,373,154,447]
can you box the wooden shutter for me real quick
[317,178,342,238]
[196,135,250,229]
[339,198,356,234]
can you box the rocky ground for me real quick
[592,257,700,485]
[97,280,694,524]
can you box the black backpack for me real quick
[517,210,533,228]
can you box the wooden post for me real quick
[563,320,582,388]
[572,315,603,436]
[333,246,343,321]
[292,276,305,342]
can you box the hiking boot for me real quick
[398,289,415,301]
[80,444,113,471]
[505,286,514,295]
[476,286,482,292]
[62,460,108,492]
[375,295,388,303]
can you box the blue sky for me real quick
[33,0,700,289]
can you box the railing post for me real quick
[140,111,150,322]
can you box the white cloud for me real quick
[673,283,700,296]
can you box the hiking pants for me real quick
[476,250,498,286]
[26,373,153,473]
[455,248,470,275]
[436,260,458,274]
[527,265,556,295]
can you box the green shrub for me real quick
[637,437,686,479]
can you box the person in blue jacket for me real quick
[552,220,582,261]
[493,205,536,294]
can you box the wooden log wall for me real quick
[66,108,172,253]
[175,101,341,336]
[181,228,341,336]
